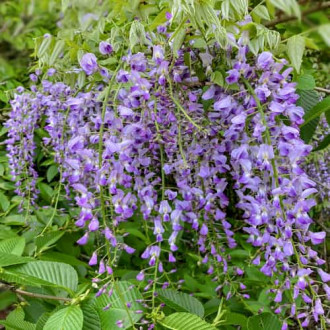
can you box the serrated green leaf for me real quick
[287,35,305,73]
[44,306,83,330]
[0,237,25,255]
[157,289,204,317]
[161,312,216,330]
[6,261,78,293]
[247,313,281,330]
[93,281,143,329]
[297,88,320,143]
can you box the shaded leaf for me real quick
[157,289,204,317]
[247,313,281,330]
[313,134,330,152]
[302,96,330,126]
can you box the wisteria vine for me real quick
[5,24,330,329]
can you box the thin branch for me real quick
[14,288,72,301]
[315,87,330,94]
[266,2,330,27]
[0,282,72,302]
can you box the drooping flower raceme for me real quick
[5,35,329,329]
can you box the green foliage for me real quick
[247,313,281,330]
[0,0,329,329]
[44,306,83,330]
[161,312,216,330]
[157,289,205,317]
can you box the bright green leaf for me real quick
[287,35,305,73]
[44,306,83,330]
[161,312,216,330]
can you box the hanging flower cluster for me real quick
[5,26,329,328]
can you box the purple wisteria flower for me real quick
[99,41,113,55]
[80,53,98,75]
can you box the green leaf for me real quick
[0,307,36,330]
[93,281,144,329]
[297,89,320,142]
[211,71,224,87]
[37,36,52,58]
[36,231,65,253]
[230,0,248,16]
[149,8,168,30]
[252,5,270,21]
[0,191,10,211]
[129,20,149,49]
[0,252,32,267]
[49,40,65,66]
[247,313,281,330]
[40,252,87,266]
[0,237,25,255]
[157,289,204,317]
[172,25,186,58]
[297,74,315,90]
[81,305,101,330]
[0,291,17,311]
[38,182,54,203]
[44,306,83,330]
[36,312,50,330]
[302,96,330,127]
[6,261,78,292]
[313,134,330,152]
[161,312,216,330]
[287,35,305,73]
[318,24,330,47]
[47,165,58,182]
[220,312,248,327]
